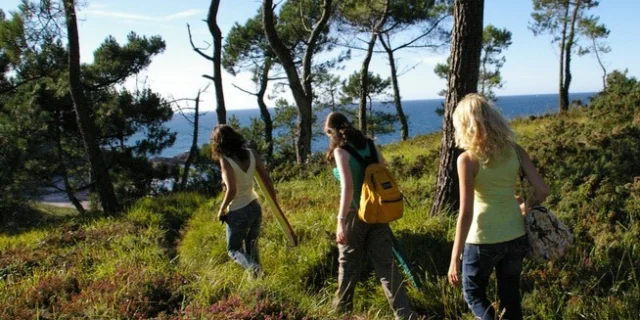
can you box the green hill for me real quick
[1,71,639,319]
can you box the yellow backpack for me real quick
[343,140,404,223]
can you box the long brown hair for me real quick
[324,112,367,162]
[210,125,249,161]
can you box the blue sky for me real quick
[2,0,639,111]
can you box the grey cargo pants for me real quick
[334,210,416,320]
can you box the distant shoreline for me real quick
[182,92,597,113]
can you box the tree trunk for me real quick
[63,0,119,215]
[558,4,570,112]
[562,1,582,112]
[180,91,202,191]
[207,0,226,124]
[480,44,488,96]
[592,37,607,89]
[430,0,484,216]
[262,0,332,164]
[379,35,409,141]
[54,108,86,215]
[257,58,274,161]
[358,35,376,136]
[358,0,390,136]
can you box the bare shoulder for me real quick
[219,156,232,173]
[333,147,349,157]
[457,151,473,164]
[457,151,479,173]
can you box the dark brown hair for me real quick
[324,112,367,162]
[210,125,249,161]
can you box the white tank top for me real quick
[224,150,259,211]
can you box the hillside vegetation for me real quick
[1,71,639,319]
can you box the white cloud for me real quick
[83,8,203,22]
[164,9,203,20]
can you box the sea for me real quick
[151,92,595,158]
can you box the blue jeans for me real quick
[226,200,262,272]
[462,235,529,320]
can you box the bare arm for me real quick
[448,152,478,286]
[218,157,237,219]
[252,149,277,201]
[334,148,353,245]
[515,144,550,204]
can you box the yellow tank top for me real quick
[224,150,259,211]
[465,148,526,244]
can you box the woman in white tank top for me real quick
[210,125,278,277]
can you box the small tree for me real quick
[530,0,602,112]
[223,13,276,160]
[187,0,226,124]
[337,0,390,136]
[434,24,511,102]
[378,0,451,140]
[170,86,209,191]
[63,0,119,214]
[341,71,395,138]
[577,16,610,90]
[272,98,299,161]
[262,0,333,164]
[1,2,175,212]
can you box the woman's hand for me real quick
[516,195,527,215]
[217,209,227,223]
[448,259,461,286]
[336,220,347,245]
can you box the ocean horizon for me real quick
[148,92,595,158]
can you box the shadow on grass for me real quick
[0,203,100,236]
[393,230,452,281]
[300,228,453,296]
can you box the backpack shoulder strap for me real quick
[342,139,378,167]
[341,144,367,167]
[366,139,378,164]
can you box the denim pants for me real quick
[462,235,529,320]
[226,200,262,271]
[335,210,416,320]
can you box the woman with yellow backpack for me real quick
[323,112,417,320]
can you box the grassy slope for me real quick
[1,89,639,319]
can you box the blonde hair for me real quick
[452,94,515,164]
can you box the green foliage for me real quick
[222,13,271,76]
[434,24,512,102]
[0,3,176,211]
[479,25,512,101]
[337,0,388,31]
[530,0,600,40]
[272,98,302,162]
[341,71,396,138]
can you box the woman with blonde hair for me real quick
[447,94,550,320]
[324,112,417,320]
[210,124,277,277]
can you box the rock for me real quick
[149,151,191,166]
